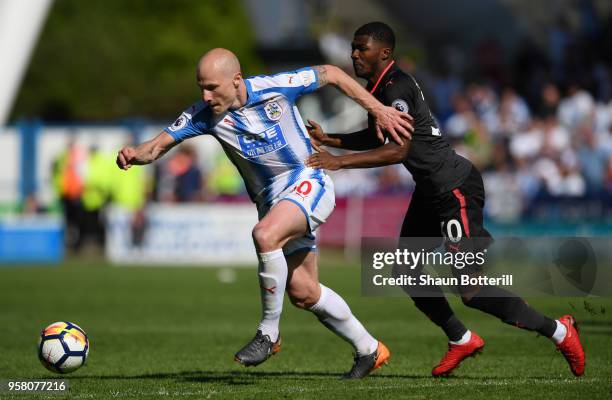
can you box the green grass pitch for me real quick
[0,252,611,399]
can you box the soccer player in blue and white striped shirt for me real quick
[116,48,413,378]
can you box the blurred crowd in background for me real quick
[413,0,612,221]
[307,0,612,222]
[48,0,612,234]
[13,0,610,253]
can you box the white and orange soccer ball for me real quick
[38,321,89,374]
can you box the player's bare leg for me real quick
[286,250,389,379]
[235,201,310,367]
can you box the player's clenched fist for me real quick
[116,146,136,170]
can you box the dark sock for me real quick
[394,261,468,341]
[412,295,468,342]
[463,287,556,337]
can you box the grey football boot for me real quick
[342,341,390,379]
[234,330,281,367]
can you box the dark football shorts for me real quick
[395,166,494,296]
[399,166,493,253]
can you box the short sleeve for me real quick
[246,67,319,103]
[164,101,210,143]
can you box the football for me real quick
[38,321,89,374]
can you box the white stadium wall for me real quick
[106,204,259,266]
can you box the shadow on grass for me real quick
[66,369,574,385]
[68,370,437,385]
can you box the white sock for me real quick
[450,330,471,345]
[256,249,287,342]
[308,284,378,356]
[551,320,567,344]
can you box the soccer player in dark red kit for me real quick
[305,21,585,377]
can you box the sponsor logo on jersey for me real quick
[264,101,283,121]
[169,114,188,132]
[392,99,409,114]
[237,124,287,158]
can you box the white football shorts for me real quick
[257,174,335,256]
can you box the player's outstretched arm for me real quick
[116,131,177,170]
[313,64,414,145]
[305,140,410,171]
[306,119,381,151]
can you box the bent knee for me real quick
[252,223,280,251]
[287,284,320,309]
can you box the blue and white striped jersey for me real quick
[165,67,325,207]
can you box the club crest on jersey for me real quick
[392,99,409,114]
[264,101,283,121]
[169,113,188,131]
